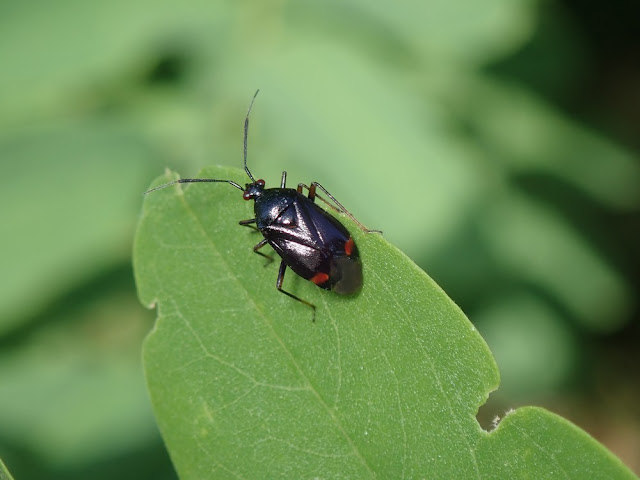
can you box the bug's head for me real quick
[242,179,265,200]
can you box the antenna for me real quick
[143,178,244,195]
[243,89,260,182]
[143,90,261,196]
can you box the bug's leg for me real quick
[239,218,260,232]
[281,171,287,188]
[275,260,316,322]
[251,238,273,264]
[299,182,382,234]
[297,183,341,213]
[241,218,272,263]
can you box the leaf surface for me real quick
[0,460,14,480]
[134,166,636,479]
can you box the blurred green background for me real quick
[1,0,638,478]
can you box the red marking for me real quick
[344,237,355,256]
[311,272,330,285]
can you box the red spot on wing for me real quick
[311,272,330,285]
[344,237,355,256]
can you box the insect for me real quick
[145,91,380,320]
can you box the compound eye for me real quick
[257,179,265,187]
[243,192,252,200]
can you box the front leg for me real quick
[239,218,260,232]
[252,238,273,264]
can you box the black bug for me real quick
[145,91,380,320]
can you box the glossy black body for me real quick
[250,186,362,294]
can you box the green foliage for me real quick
[134,167,636,479]
[0,459,15,480]
[0,120,160,333]
[0,285,157,467]
[1,0,638,478]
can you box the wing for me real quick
[263,195,360,289]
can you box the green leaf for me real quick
[0,459,15,480]
[134,166,636,478]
